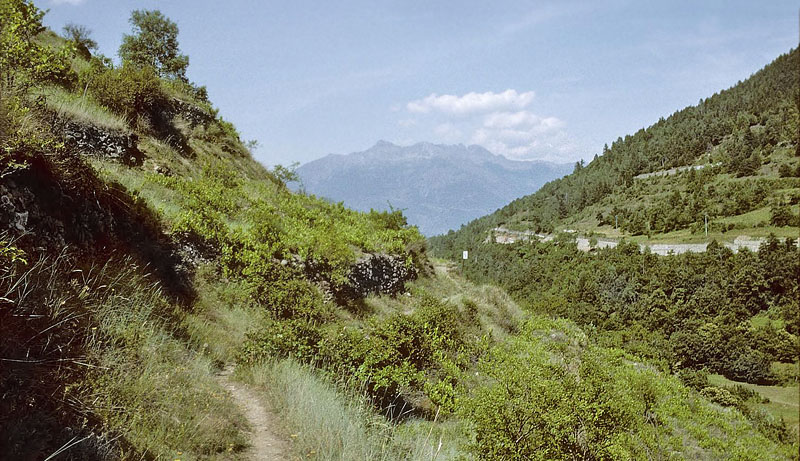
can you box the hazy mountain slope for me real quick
[296,141,571,235]
[431,48,799,250]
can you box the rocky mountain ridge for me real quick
[296,141,572,235]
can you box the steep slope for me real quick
[1,2,796,459]
[296,141,571,235]
[431,48,799,248]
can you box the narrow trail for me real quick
[216,365,289,461]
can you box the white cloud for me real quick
[404,90,580,162]
[482,111,564,132]
[407,89,534,116]
[51,0,86,4]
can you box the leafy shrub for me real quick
[1,0,75,88]
[677,368,709,390]
[261,279,331,321]
[462,344,639,460]
[700,386,740,407]
[726,348,774,384]
[85,61,171,124]
[239,319,323,364]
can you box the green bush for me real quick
[677,367,709,390]
[239,319,323,364]
[462,344,638,460]
[700,386,740,407]
[1,0,75,88]
[261,279,331,321]
[85,61,170,123]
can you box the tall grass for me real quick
[236,360,468,461]
[183,264,259,364]
[75,259,249,459]
[0,250,248,459]
[37,85,130,132]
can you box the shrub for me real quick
[700,386,740,407]
[261,279,331,321]
[239,319,323,364]
[1,0,75,88]
[769,200,794,227]
[86,62,171,124]
[678,368,709,390]
[725,348,774,384]
[462,345,639,460]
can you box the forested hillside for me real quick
[432,48,799,242]
[1,1,797,459]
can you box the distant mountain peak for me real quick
[297,141,572,235]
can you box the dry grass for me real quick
[37,85,130,132]
[236,359,468,461]
[0,250,249,459]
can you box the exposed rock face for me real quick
[63,122,143,165]
[291,252,417,302]
[346,253,416,297]
[0,156,193,302]
[171,99,214,127]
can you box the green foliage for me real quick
[463,340,639,460]
[118,9,189,80]
[240,293,477,416]
[770,199,796,226]
[240,319,323,364]
[678,367,710,390]
[436,236,799,385]
[82,60,171,123]
[61,23,96,59]
[700,386,740,407]
[0,0,74,88]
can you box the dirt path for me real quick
[216,365,289,460]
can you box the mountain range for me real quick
[295,141,572,235]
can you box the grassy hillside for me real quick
[1,1,797,459]
[431,48,800,245]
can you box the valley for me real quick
[1,1,798,460]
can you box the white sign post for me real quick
[462,250,468,260]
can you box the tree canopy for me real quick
[119,9,189,80]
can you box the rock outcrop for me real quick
[171,99,214,127]
[63,121,143,165]
[346,253,416,297]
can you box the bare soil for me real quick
[216,365,289,461]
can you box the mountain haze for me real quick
[296,141,571,235]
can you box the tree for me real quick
[0,0,72,88]
[272,162,300,186]
[770,200,793,227]
[62,23,97,59]
[119,10,189,80]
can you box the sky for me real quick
[43,0,798,166]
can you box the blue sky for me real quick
[43,0,797,166]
